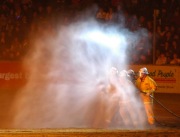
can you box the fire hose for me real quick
[141,91,180,127]
[149,94,180,119]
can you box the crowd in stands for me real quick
[0,0,179,65]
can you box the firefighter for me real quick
[127,69,137,84]
[104,67,120,127]
[117,70,147,128]
[93,67,119,128]
[108,67,119,90]
[135,67,157,125]
[118,70,135,127]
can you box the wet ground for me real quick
[0,90,179,136]
[153,93,180,129]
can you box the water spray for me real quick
[9,14,150,129]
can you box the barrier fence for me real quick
[0,61,179,93]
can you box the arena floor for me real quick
[0,90,179,136]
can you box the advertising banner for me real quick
[129,65,179,93]
[0,62,179,93]
[0,61,27,89]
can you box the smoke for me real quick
[9,8,149,129]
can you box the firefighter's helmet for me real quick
[119,70,128,77]
[139,67,149,74]
[110,67,118,74]
[127,69,135,76]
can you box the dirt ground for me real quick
[0,89,179,128]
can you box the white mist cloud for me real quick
[9,10,149,129]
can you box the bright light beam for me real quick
[81,29,127,55]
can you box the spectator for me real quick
[0,0,179,63]
[155,53,167,65]
[96,7,106,22]
[161,41,173,58]
[170,53,180,65]
[0,31,7,46]
[105,7,114,22]
[170,9,180,27]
